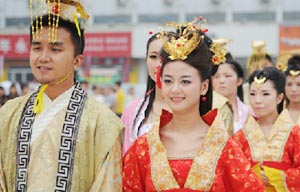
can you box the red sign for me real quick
[85,32,131,57]
[279,25,300,51]
[0,32,131,58]
[0,34,30,59]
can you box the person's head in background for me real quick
[246,41,274,78]
[0,86,5,97]
[212,59,244,102]
[128,87,135,96]
[284,54,300,108]
[248,67,285,120]
[21,83,29,95]
[129,33,164,122]
[8,83,19,99]
[146,33,163,89]
[115,81,122,89]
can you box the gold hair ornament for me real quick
[246,40,269,76]
[276,62,288,72]
[290,70,300,76]
[254,76,267,85]
[276,49,300,72]
[209,41,227,65]
[251,41,267,55]
[157,17,208,61]
[210,38,231,65]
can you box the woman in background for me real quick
[212,59,252,133]
[233,67,300,191]
[243,41,274,104]
[284,55,300,124]
[121,33,171,155]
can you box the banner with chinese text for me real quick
[0,32,131,58]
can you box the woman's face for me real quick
[161,60,208,113]
[212,63,242,99]
[249,80,283,119]
[285,75,300,104]
[146,39,163,82]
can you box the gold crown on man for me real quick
[30,0,90,42]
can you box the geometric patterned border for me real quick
[55,82,87,192]
[15,90,38,192]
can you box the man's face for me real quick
[30,27,82,86]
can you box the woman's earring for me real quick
[201,96,207,102]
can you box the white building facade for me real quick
[0,0,300,86]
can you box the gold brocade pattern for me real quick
[184,113,228,190]
[243,109,294,162]
[147,121,179,190]
[242,115,267,162]
[147,111,228,191]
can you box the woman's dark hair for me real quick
[287,54,300,68]
[285,59,300,77]
[211,58,244,101]
[265,53,274,65]
[248,66,285,113]
[160,32,213,115]
[30,14,85,56]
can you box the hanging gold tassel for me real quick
[73,12,81,37]
[33,84,49,114]
[33,70,73,114]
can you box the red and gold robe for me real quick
[123,109,265,192]
[233,109,300,192]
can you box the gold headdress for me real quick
[254,76,267,85]
[246,40,269,76]
[276,49,300,73]
[210,38,230,65]
[30,0,90,42]
[157,17,226,65]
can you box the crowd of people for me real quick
[0,0,299,191]
[0,80,137,116]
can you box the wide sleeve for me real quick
[285,126,300,190]
[121,99,141,156]
[263,125,300,191]
[90,136,122,192]
[0,108,5,192]
[0,147,7,192]
[0,98,25,192]
[221,138,266,192]
[122,136,149,192]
